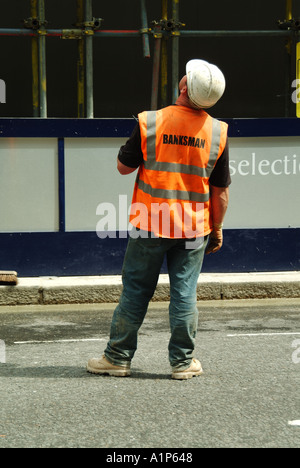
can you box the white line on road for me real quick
[288,420,300,427]
[14,338,107,345]
[227,332,300,338]
[15,333,300,343]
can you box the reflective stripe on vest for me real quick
[137,178,210,203]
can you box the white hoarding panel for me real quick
[0,138,59,232]
[227,136,300,229]
[65,138,136,232]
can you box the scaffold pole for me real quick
[30,0,39,117]
[172,0,180,104]
[38,0,47,118]
[85,0,94,119]
[76,0,85,118]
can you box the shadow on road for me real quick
[0,364,170,380]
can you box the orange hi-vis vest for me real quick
[129,105,228,239]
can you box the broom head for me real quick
[0,271,18,286]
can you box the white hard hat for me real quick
[186,59,226,109]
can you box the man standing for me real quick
[87,59,231,380]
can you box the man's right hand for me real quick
[206,228,223,255]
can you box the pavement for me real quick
[0,272,300,306]
[0,299,300,448]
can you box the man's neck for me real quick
[175,94,200,110]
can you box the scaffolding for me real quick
[0,0,299,118]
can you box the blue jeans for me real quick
[104,233,208,371]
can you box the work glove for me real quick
[206,226,223,255]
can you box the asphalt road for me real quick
[0,298,300,449]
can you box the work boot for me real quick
[87,355,131,377]
[171,358,203,380]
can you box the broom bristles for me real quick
[0,271,18,285]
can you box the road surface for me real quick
[0,298,300,448]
